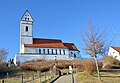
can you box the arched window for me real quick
[56,49,57,55]
[63,50,65,55]
[39,49,41,54]
[74,53,76,58]
[26,26,28,32]
[52,49,53,54]
[47,49,49,54]
[59,49,61,55]
[43,49,45,54]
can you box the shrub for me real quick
[56,60,72,69]
[0,63,8,72]
[20,60,54,72]
[20,60,84,72]
[81,59,102,75]
[21,59,103,74]
[102,63,113,69]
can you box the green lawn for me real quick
[76,72,120,83]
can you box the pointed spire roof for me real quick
[21,9,34,22]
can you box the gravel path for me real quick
[54,74,73,83]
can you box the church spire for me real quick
[21,9,34,22]
[20,9,33,53]
[26,7,28,11]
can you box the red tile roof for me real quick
[33,38,62,44]
[111,46,120,53]
[63,43,78,51]
[24,38,78,51]
[24,38,67,48]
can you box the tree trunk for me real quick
[94,56,101,80]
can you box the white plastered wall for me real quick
[69,50,81,59]
[108,47,120,60]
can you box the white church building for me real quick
[14,9,81,65]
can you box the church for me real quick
[14,9,81,65]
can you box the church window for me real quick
[59,49,61,55]
[43,49,45,54]
[71,52,73,54]
[47,49,49,54]
[26,26,28,32]
[74,53,76,57]
[63,50,65,55]
[56,49,57,55]
[28,18,29,20]
[25,18,27,20]
[39,49,41,54]
[52,49,53,54]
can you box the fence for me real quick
[0,70,59,83]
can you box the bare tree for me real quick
[0,48,8,64]
[81,22,107,80]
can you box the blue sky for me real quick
[0,0,120,60]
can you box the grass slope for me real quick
[76,72,120,83]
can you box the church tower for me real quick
[20,9,34,53]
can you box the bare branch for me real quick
[81,22,107,57]
[0,48,8,63]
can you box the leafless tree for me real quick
[0,48,8,64]
[81,22,107,80]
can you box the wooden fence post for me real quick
[48,71,50,80]
[7,72,9,77]
[22,74,23,83]
[45,72,46,83]
[7,72,9,82]
[39,71,41,83]
[32,74,34,83]
[2,80,4,83]
[48,71,50,81]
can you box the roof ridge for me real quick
[33,38,62,41]
[111,46,120,53]
[63,42,75,44]
[111,46,120,48]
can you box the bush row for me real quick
[20,59,102,75]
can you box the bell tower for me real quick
[20,9,34,53]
